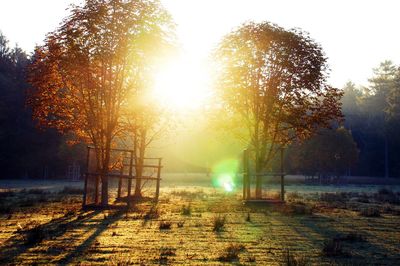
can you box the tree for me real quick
[286,128,359,178]
[365,60,397,178]
[28,0,175,206]
[214,22,343,198]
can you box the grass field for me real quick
[0,178,400,265]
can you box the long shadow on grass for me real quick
[0,209,101,265]
[56,208,125,265]
[274,211,397,264]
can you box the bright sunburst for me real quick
[153,56,211,110]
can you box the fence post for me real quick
[155,158,162,201]
[83,146,91,207]
[117,158,123,199]
[127,151,134,209]
[243,149,250,200]
[280,147,285,202]
[82,173,88,207]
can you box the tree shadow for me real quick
[0,207,125,265]
[57,208,125,265]
[275,212,398,264]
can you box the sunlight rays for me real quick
[152,56,212,110]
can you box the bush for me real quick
[159,221,172,230]
[181,204,191,216]
[213,215,226,232]
[282,202,313,216]
[0,204,13,214]
[378,188,392,195]
[320,192,346,202]
[59,186,83,195]
[375,188,399,204]
[28,188,48,194]
[24,225,46,246]
[177,221,185,228]
[0,190,15,199]
[246,212,251,222]
[143,206,160,220]
[217,244,245,262]
[282,249,310,266]
[359,207,381,217]
[334,232,365,242]
[322,239,343,257]
[286,192,302,201]
[160,247,176,256]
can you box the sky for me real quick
[0,0,399,88]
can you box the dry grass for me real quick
[217,243,245,262]
[212,215,226,232]
[0,185,399,265]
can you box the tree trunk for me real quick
[255,148,262,199]
[134,129,147,197]
[385,136,389,178]
[100,137,111,207]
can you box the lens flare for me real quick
[211,159,239,192]
[215,173,235,192]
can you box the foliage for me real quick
[0,31,80,179]
[286,127,359,177]
[342,61,400,177]
[27,0,175,205]
[214,22,343,197]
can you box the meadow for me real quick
[0,177,399,265]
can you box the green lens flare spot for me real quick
[211,159,239,192]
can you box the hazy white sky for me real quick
[1,0,399,87]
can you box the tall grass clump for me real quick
[217,244,245,262]
[213,215,226,232]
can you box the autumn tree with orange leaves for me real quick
[214,22,343,198]
[28,0,175,206]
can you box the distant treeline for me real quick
[0,31,399,178]
[284,61,400,178]
[0,32,85,179]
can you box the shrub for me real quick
[159,221,172,230]
[181,204,191,216]
[28,188,48,194]
[334,232,366,242]
[59,186,83,195]
[160,247,176,256]
[282,202,313,216]
[322,239,343,257]
[320,192,346,202]
[375,189,399,204]
[0,204,12,214]
[0,190,15,199]
[378,188,392,195]
[217,244,245,262]
[246,212,251,222]
[18,198,36,207]
[177,221,185,228]
[144,206,160,220]
[24,225,46,246]
[213,215,226,232]
[359,207,381,217]
[286,192,302,201]
[282,249,310,266]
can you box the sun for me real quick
[153,57,211,110]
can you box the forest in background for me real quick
[0,31,399,179]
